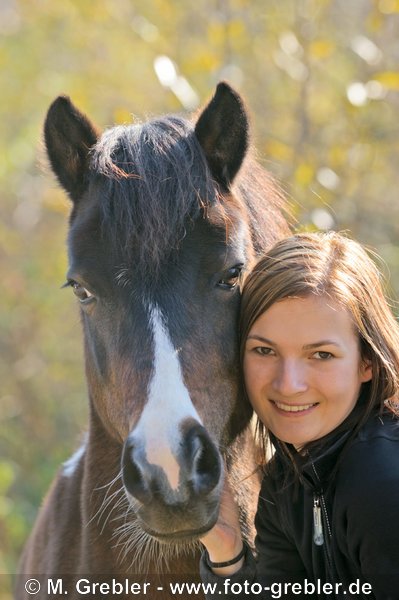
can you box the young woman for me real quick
[200,232,399,599]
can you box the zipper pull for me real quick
[313,495,324,546]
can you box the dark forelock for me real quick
[89,116,219,277]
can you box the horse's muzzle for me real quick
[121,421,222,537]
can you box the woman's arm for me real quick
[199,475,308,599]
[200,480,246,576]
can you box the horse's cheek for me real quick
[81,315,108,378]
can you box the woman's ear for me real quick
[360,359,373,383]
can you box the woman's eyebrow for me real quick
[246,335,274,344]
[303,340,340,349]
[246,336,341,349]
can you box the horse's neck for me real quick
[77,414,126,570]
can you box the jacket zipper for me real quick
[311,463,334,573]
[310,459,344,599]
[313,495,324,545]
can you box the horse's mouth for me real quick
[141,518,217,544]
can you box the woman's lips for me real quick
[272,400,319,414]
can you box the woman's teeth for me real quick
[274,402,316,413]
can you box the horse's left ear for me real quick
[195,82,249,189]
[44,96,101,202]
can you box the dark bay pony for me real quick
[16,83,288,597]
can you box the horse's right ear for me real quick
[195,82,249,189]
[44,96,100,202]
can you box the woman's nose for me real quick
[272,359,308,396]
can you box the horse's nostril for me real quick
[185,424,222,496]
[121,442,152,504]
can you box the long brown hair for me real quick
[239,231,399,465]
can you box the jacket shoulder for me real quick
[337,414,399,488]
[334,415,399,584]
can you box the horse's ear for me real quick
[195,82,249,189]
[44,96,100,202]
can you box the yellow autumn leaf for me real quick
[184,50,220,73]
[373,71,399,90]
[113,107,134,125]
[294,163,314,186]
[228,19,246,39]
[264,140,293,162]
[208,22,225,45]
[328,145,347,167]
[309,40,336,60]
[379,0,399,14]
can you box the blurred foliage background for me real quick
[1,0,399,591]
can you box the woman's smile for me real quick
[243,294,372,447]
[272,400,319,414]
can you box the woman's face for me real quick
[243,294,372,448]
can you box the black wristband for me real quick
[205,544,246,569]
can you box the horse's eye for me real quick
[217,265,243,290]
[64,280,95,304]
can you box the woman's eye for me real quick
[254,347,275,356]
[217,265,243,290]
[313,351,333,360]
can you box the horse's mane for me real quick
[90,116,218,276]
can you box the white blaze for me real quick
[133,305,201,490]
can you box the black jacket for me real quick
[200,412,399,599]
